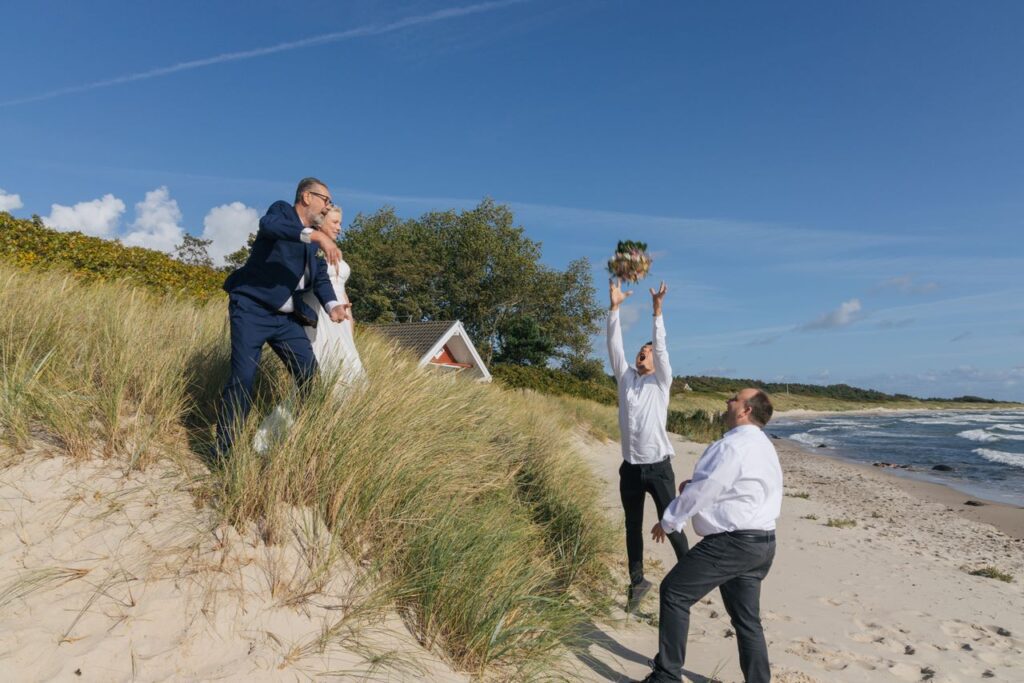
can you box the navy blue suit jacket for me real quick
[223,201,337,326]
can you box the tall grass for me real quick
[0,264,616,676]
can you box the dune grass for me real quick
[0,264,617,676]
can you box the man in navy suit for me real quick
[215,177,348,457]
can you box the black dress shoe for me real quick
[626,577,653,612]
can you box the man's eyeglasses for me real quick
[308,191,333,206]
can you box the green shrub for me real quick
[0,212,225,302]
[491,363,617,405]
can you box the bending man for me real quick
[636,388,782,683]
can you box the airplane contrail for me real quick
[0,0,527,108]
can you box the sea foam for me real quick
[973,448,1024,469]
[958,429,1002,443]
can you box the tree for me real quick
[174,234,213,268]
[221,232,256,271]
[494,315,554,366]
[340,199,603,366]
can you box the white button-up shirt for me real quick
[607,309,675,464]
[660,424,783,536]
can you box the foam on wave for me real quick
[973,448,1024,469]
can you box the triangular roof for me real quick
[369,320,459,359]
[367,320,491,382]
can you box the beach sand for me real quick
[569,434,1024,682]
[0,446,465,682]
[2,433,1022,682]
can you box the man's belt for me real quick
[706,529,776,542]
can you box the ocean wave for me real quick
[966,414,1024,424]
[992,423,1024,433]
[789,432,831,447]
[973,448,1024,469]
[958,429,1002,443]
[901,417,974,426]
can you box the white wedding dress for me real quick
[254,257,366,453]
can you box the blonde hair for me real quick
[313,206,342,228]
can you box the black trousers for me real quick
[618,459,689,585]
[653,531,776,683]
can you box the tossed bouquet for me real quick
[607,240,653,283]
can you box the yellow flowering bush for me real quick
[0,212,225,302]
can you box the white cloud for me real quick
[43,194,125,237]
[122,186,184,253]
[202,202,259,265]
[0,188,23,211]
[800,298,862,331]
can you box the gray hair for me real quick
[294,177,327,204]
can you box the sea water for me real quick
[770,410,1024,506]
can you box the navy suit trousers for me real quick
[215,293,318,455]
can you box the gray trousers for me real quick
[652,531,776,683]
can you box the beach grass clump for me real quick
[0,263,617,675]
[785,491,811,499]
[801,514,818,521]
[966,566,1014,583]
[825,518,857,529]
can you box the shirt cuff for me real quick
[661,518,684,534]
[300,227,313,244]
[325,300,341,312]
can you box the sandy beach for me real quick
[2,432,1022,682]
[571,434,1024,683]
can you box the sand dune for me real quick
[2,431,1022,682]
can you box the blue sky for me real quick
[2,1,1022,400]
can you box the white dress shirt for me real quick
[660,424,783,536]
[278,227,340,314]
[607,309,675,464]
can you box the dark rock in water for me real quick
[932,464,955,472]
[816,443,827,448]
[873,462,912,470]
[964,500,987,507]
[768,433,780,440]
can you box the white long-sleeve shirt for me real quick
[607,309,675,464]
[660,424,783,536]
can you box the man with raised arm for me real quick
[634,388,782,683]
[607,278,689,612]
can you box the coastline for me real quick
[775,406,1024,419]
[777,438,1024,540]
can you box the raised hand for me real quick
[650,281,667,316]
[609,278,633,311]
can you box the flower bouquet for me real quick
[607,240,653,283]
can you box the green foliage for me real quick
[562,355,611,384]
[493,316,554,366]
[491,364,617,406]
[221,231,256,271]
[493,364,726,443]
[173,233,214,268]
[825,518,858,529]
[666,408,725,443]
[0,212,224,301]
[341,199,604,365]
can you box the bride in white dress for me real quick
[254,206,365,452]
[303,206,365,390]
